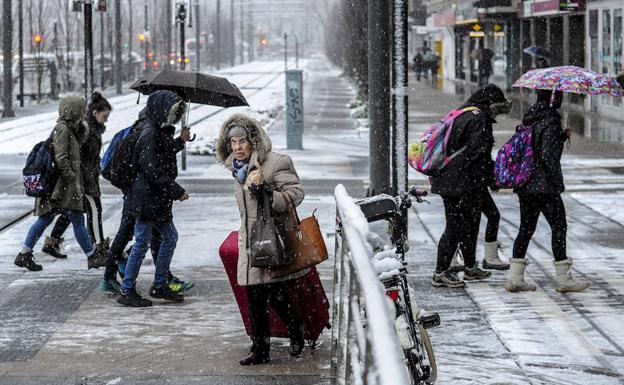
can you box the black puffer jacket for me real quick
[123,91,186,224]
[430,85,505,196]
[515,102,566,194]
[80,113,105,197]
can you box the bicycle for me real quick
[356,187,440,385]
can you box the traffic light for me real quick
[33,34,43,46]
[260,37,268,46]
[138,34,146,43]
[97,0,107,12]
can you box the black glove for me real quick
[248,182,270,201]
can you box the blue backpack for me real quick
[23,134,57,198]
[101,125,133,175]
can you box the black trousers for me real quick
[103,213,165,280]
[246,281,302,342]
[513,193,567,261]
[436,193,481,272]
[478,187,500,243]
[51,195,104,244]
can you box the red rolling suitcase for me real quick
[219,231,331,342]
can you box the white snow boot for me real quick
[482,241,510,270]
[554,258,590,293]
[449,247,464,273]
[505,258,537,292]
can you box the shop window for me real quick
[603,10,612,75]
[615,10,622,107]
[589,10,599,72]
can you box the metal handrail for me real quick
[331,184,410,385]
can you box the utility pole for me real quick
[114,0,122,93]
[84,0,95,100]
[284,33,287,71]
[100,11,105,89]
[166,0,172,70]
[177,1,188,171]
[194,0,200,71]
[18,0,24,107]
[230,0,234,67]
[248,10,254,61]
[127,0,133,80]
[144,1,150,73]
[368,0,391,195]
[239,0,244,64]
[2,0,14,117]
[216,0,221,69]
[391,0,408,196]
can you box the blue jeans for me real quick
[24,209,94,256]
[121,219,178,292]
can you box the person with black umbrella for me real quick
[117,90,190,307]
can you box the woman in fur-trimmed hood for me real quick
[217,113,306,365]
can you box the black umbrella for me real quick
[130,70,248,107]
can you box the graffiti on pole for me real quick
[286,69,303,150]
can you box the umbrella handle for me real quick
[189,133,197,142]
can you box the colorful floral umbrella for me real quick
[513,65,623,97]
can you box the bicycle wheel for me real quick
[418,324,437,384]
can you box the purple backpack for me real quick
[494,123,536,188]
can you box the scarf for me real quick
[232,158,250,184]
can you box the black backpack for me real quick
[102,128,142,191]
[23,135,58,198]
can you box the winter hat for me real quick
[536,89,564,109]
[146,90,182,128]
[227,125,246,138]
[467,84,507,108]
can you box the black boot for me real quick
[15,252,42,271]
[149,284,184,303]
[87,243,109,269]
[239,338,270,365]
[42,236,67,259]
[117,288,152,307]
[289,324,305,357]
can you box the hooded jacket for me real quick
[515,101,566,194]
[35,97,86,216]
[80,112,105,197]
[123,91,186,224]
[217,114,307,286]
[430,85,505,196]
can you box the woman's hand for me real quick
[248,182,269,200]
[179,192,190,201]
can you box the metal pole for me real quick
[166,0,172,70]
[216,0,220,69]
[391,0,408,196]
[368,0,391,195]
[230,0,234,66]
[2,0,14,117]
[295,34,299,69]
[239,0,244,64]
[127,0,133,80]
[179,2,187,171]
[144,1,150,73]
[100,11,105,89]
[84,0,95,100]
[195,0,200,71]
[114,0,122,93]
[284,33,287,71]
[18,0,24,107]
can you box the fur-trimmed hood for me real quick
[216,113,272,166]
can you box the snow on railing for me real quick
[331,184,410,385]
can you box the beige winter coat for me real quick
[217,114,307,286]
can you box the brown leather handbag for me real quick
[270,192,328,278]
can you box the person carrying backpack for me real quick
[14,97,107,271]
[99,106,193,294]
[116,90,190,307]
[41,92,112,266]
[506,90,590,293]
[430,84,510,288]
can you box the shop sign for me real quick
[518,0,585,18]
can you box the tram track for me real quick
[0,65,285,234]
